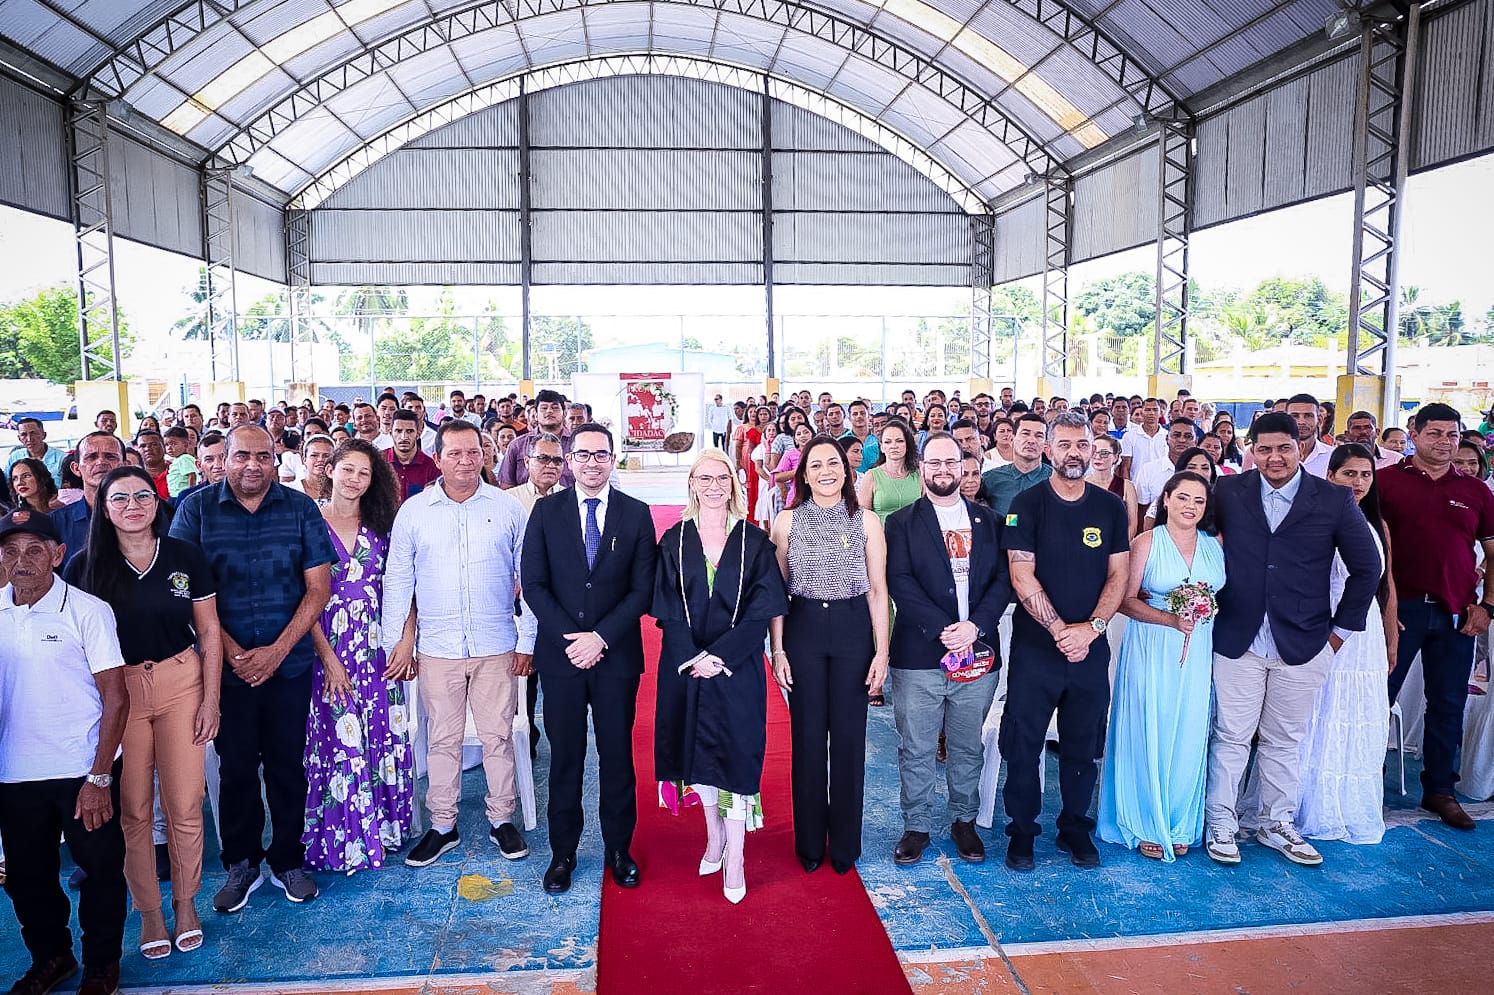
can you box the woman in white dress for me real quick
[1262,444,1396,842]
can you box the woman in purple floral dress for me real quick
[304,438,417,872]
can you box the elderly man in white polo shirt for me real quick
[0,508,129,995]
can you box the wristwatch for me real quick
[85,772,113,788]
[1479,602,1494,618]
[1089,617,1107,634]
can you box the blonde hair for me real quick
[683,448,747,522]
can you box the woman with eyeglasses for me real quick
[1086,435,1139,536]
[66,466,223,959]
[769,435,890,875]
[302,439,415,873]
[654,449,788,903]
[7,457,62,513]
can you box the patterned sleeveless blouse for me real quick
[787,499,870,600]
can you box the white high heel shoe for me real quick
[722,819,746,903]
[699,854,723,875]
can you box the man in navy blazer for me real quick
[521,423,658,894]
[1204,411,1380,868]
[885,434,1011,866]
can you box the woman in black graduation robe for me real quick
[653,470,787,903]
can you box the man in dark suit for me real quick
[885,434,1011,866]
[1205,411,1380,868]
[521,423,658,893]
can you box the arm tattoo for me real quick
[1021,589,1062,633]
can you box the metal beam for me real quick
[1040,179,1070,379]
[68,99,122,381]
[201,167,241,383]
[518,80,534,383]
[761,82,776,381]
[971,211,996,383]
[208,0,1061,184]
[1346,3,1420,386]
[1153,117,1191,375]
[285,207,311,385]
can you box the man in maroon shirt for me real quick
[386,410,441,503]
[1379,402,1494,830]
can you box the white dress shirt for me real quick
[1300,439,1335,478]
[1121,425,1169,468]
[382,479,536,658]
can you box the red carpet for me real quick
[596,505,911,994]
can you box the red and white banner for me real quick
[621,373,677,452]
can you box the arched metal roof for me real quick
[0,0,1348,207]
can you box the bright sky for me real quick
[1,154,1490,345]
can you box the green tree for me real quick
[1073,272,1157,339]
[989,285,1044,327]
[0,285,133,384]
[530,316,594,380]
[1241,276,1346,345]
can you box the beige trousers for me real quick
[418,653,517,829]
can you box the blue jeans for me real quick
[889,667,998,833]
[1389,600,1475,796]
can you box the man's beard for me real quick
[1057,458,1089,480]
[926,476,959,497]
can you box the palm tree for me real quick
[1399,285,1433,344]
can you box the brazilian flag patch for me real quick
[1005,514,1019,527]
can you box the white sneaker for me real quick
[1256,821,1322,866]
[1205,826,1240,865]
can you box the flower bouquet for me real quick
[1165,580,1218,665]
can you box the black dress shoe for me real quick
[950,820,986,863]
[1005,836,1034,872]
[8,953,78,995]
[606,850,641,888]
[543,854,576,894]
[1056,831,1100,868]
[893,831,931,865]
[830,858,854,875]
[798,855,822,873]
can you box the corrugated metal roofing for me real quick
[0,0,1461,214]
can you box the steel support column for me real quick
[1152,117,1192,381]
[518,80,534,383]
[1040,180,1070,386]
[761,83,777,382]
[970,212,996,384]
[68,99,122,381]
[1345,2,1418,411]
[285,207,311,386]
[202,167,241,383]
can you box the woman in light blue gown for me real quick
[1099,471,1224,861]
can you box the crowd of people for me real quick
[2,381,1492,995]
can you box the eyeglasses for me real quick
[692,474,733,489]
[921,458,962,471]
[106,489,158,508]
[570,450,614,464]
[530,454,564,466]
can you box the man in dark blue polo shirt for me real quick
[169,424,334,912]
[53,432,126,567]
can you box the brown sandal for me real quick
[1138,842,1165,859]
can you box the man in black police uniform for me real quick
[1000,411,1130,871]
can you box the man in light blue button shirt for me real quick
[384,420,537,868]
